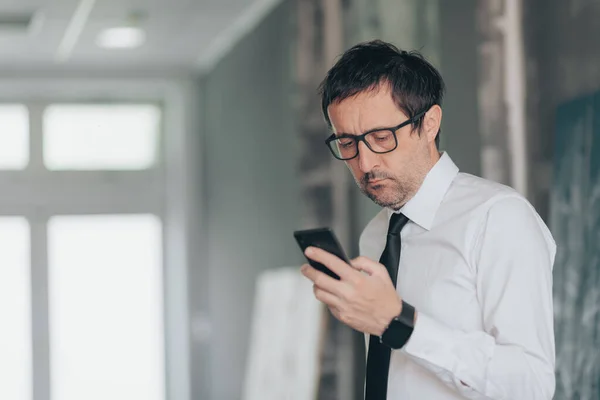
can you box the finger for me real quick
[304,246,358,281]
[313,285,341,308]
[301,264,343,294]
[350,256,386,276]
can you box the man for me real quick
[300,40,555,399]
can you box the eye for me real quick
[337,138,354,148]
[373,131,392,141]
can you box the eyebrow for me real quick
[334,121,404,137]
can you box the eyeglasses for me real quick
[324,110,427,160]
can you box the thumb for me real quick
[350,256,386,276]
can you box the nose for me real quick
[357,141,379,173]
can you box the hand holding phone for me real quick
[293,227,350,280]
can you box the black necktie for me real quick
[365,212,410,400]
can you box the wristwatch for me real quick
[379,301,416,349]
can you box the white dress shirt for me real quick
[360,152,556,400]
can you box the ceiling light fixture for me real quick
[96,26,145,49]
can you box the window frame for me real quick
[0,103,30,170]
[0,78,196,400]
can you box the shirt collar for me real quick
[387,152,459,231]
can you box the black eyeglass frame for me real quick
[324,109,428,160]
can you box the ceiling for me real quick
[0,0,279,74]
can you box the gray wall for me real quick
[438,0,481,176]
[523,1,600,399]
[196,1,303,399]
[524,0,600,219]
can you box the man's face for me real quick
[327,85,439,210]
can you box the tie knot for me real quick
[388,212,409,235]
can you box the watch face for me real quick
[381,302,416,349]
[381,319,413,349]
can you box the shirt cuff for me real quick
[401,311,496,393]
[402,311,455,368]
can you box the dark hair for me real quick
[318,40,446,148]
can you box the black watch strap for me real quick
[379,301,415,349]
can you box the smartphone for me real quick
[293,227,350,280]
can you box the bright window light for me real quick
[43,104,160,170]
[96,27,146,49]
[0,217,32,400]
[48,214,164,400]
[0,104,29,169]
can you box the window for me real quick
[48,215,164,400]
[0,217,31,400]
[0,104,29,169]
[43,104,161,170]
[0,93,179,400]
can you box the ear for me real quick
[423,105,442,144]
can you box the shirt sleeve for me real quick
[401,196,556,400]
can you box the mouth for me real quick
[367,178,387,185]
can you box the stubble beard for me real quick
[357,156,431,210]
[357,172,419,211]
